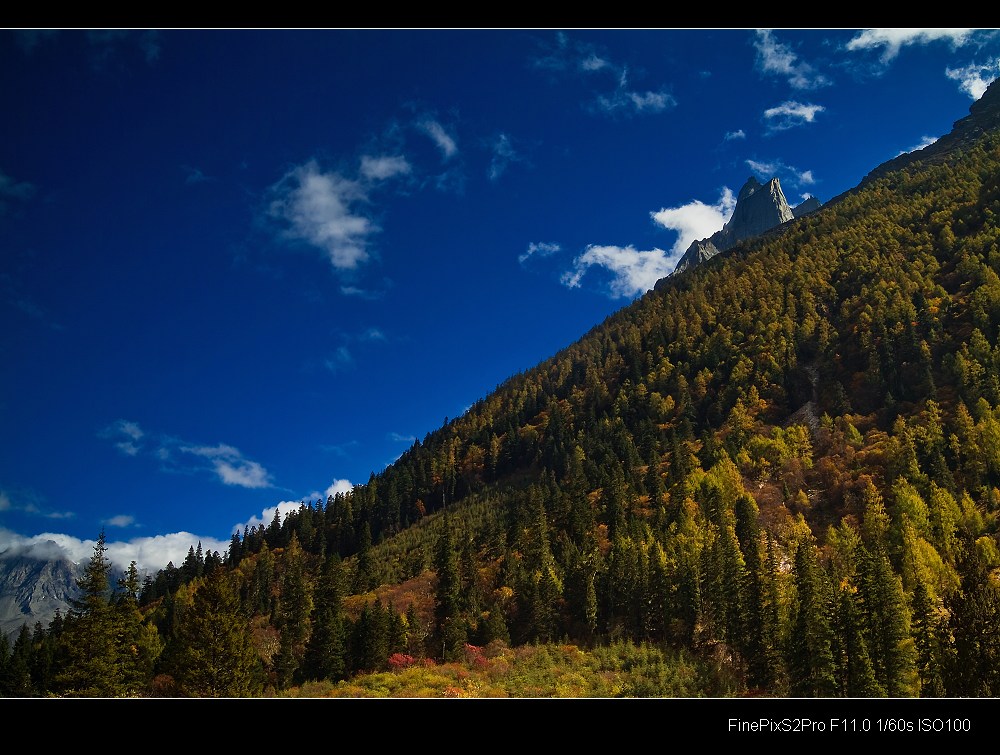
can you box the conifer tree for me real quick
[302,552,348,682]
[53,530,124,696]
[786,538,837,697]
[165,568,263,697]
[274,532,314,687]
[434,516,466,660]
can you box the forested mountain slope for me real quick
[6,80,1000,699]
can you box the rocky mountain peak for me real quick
[663,175,815,281]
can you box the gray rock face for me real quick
[0,554,82,641]
[792,196,821,218]
[662,176,821,283]
[724,176,795,243]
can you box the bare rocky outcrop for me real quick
[664,176,819,281]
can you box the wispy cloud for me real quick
[753,29,830,89]
[724,129,746,141]
[417,119,458,160]
[0,170,36,202]
[763,101,825,132]
[945,60,1000,99]
[519,241,561,265]
[531,31,613,74]
[561,245,677,299]
[181,165,212,185]
[0,487,72,520]
[86,30,161,69]
[389,432,417,442]
[179,444,274,489]
[0,169,36,215]
[488,133,523,181]
[1,270,62,330]
[15,30,59,53]
[324,345,355,374]
[340,284,386,299]
[650,187,737,259]
[320,440,359,456]
[100,420,275,490]
[592,68,676,118]
[105,515,137,528]
[745,158,816,187]
[268,159,374,272]
[846,28,981,62]
[359,154,412,181]
[532,32,676,119]
[100,419,144,456]
[362,327,386,341]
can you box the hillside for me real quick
[5,79,1000,699]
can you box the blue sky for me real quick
[2,28,999,573]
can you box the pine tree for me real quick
[53,530,125,696]
[301,553,348,682]
[786,538,837,697]
[165,569,263,697]
[114,560,162,695]
[856,544,918,696]
[434,516,466,660]
[273,532,314,688]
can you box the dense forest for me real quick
[4,86,1000,699]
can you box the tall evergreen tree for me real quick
[302,552,348,682]
[164,569,263,697]
[434,516,466,660]
[786,538,837,697]
[52,530,124,696]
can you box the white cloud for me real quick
[846,28,980,62]
[945,60,1000,99]
[581,54,610,72]
[488,133,522,181]
[532,32,611,74]
[362,327,386,341]
[101,419,145,456]
[0,170,36,202]
[324,345,355,374]
[519,241,561,265]
[754,29,830,89]
[325,479,354,498]
[321,440,359,456]
[268,159,373,271]
[0,487,69,519]
[105,515,136,528]
[593,69,676,117]
[100,421,276,490]
[745,158,817,188]
[180,443,274,489]
[763,101,825,131]
[533,34,675,118]
[418,119,458,160]
[897,135,940,156]
[724,129,746,141]
[359,154,411,181]
[561,245,682,298]
[650,187,737,257]
[181,165,211,185]
[340,285,384,299]
[0,527,229,574]
[389,432,416,442]
[237,501,304,534]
